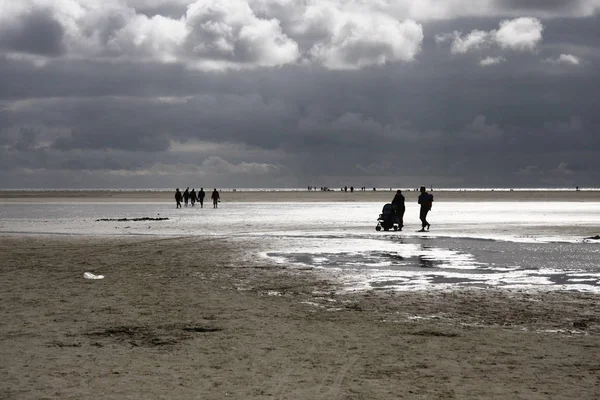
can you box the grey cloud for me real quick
[128,0,189,18]
[505,0,572,7]
[502,0,592,13]
[0,9,65,56]
[12,127,38,151]
[52,129,171,153]
[460,115,503,139]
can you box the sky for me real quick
[1,0,599,189]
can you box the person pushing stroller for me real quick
[391,190,405,230]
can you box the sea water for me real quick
[1,201,599,292]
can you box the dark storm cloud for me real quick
[12,127,38,152]
[0,0,599,188]
[52,130,172,152]
[2,49,599,186]
[0,9,65,56]
[502,0,584,12]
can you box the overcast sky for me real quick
[1,0,599,189]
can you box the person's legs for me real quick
[200,200,203,208]
[419,207,428,230]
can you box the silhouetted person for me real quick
[391,190,405,230]
[350,186,354,193]
[211,188,220,208]
[174,188,182,209]
[190,189,197,206]
[198,188,205,208]
[183,187,190,207]
[344,186,348,192]
[417,186,433,231]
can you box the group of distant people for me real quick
[390,186,434,231]
[174,187,220,209]
[308,186,368,192]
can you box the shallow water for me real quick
[1,201,599,292]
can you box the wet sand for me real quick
[1,189,599,203]
[1,235,599,399]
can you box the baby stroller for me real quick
[376,203,401,231]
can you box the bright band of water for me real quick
[1,201,599,292]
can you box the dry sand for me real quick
[1,189,599,203]
[1,235,599,399]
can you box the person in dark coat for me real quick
[183,187,190,207]
[198,188,206,208]
[174,188,182,209]
[391,190,405,230]
[190,189,197,206]
[211,188,220,208]
[417,186,433,231]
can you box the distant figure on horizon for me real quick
[350,186,354,193]
[211,188,220,208]
[183,187,190,207]
[190,188,197,206]
[417,186,433,232]
[391,190,405,230]
[198,188,206,208]
[175,188,182,209]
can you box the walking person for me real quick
[391,189,405,230]
[211,188,220,208]
[183,187,190,207]
[190,188,197,207]
[417,186,433,232]
[174,188,182,209]
[198,188,205,208]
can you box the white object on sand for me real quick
[83,272,105,280]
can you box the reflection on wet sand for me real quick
[265,234,600,292]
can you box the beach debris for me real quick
[96,217,169,222]
[572,320,588,329]
[84,272,105,280]
[584,235,600,240]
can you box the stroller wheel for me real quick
[376,225,382,231]
[393,226,398,231]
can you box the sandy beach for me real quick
[1,189,600,203]
[1,233,599,399]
